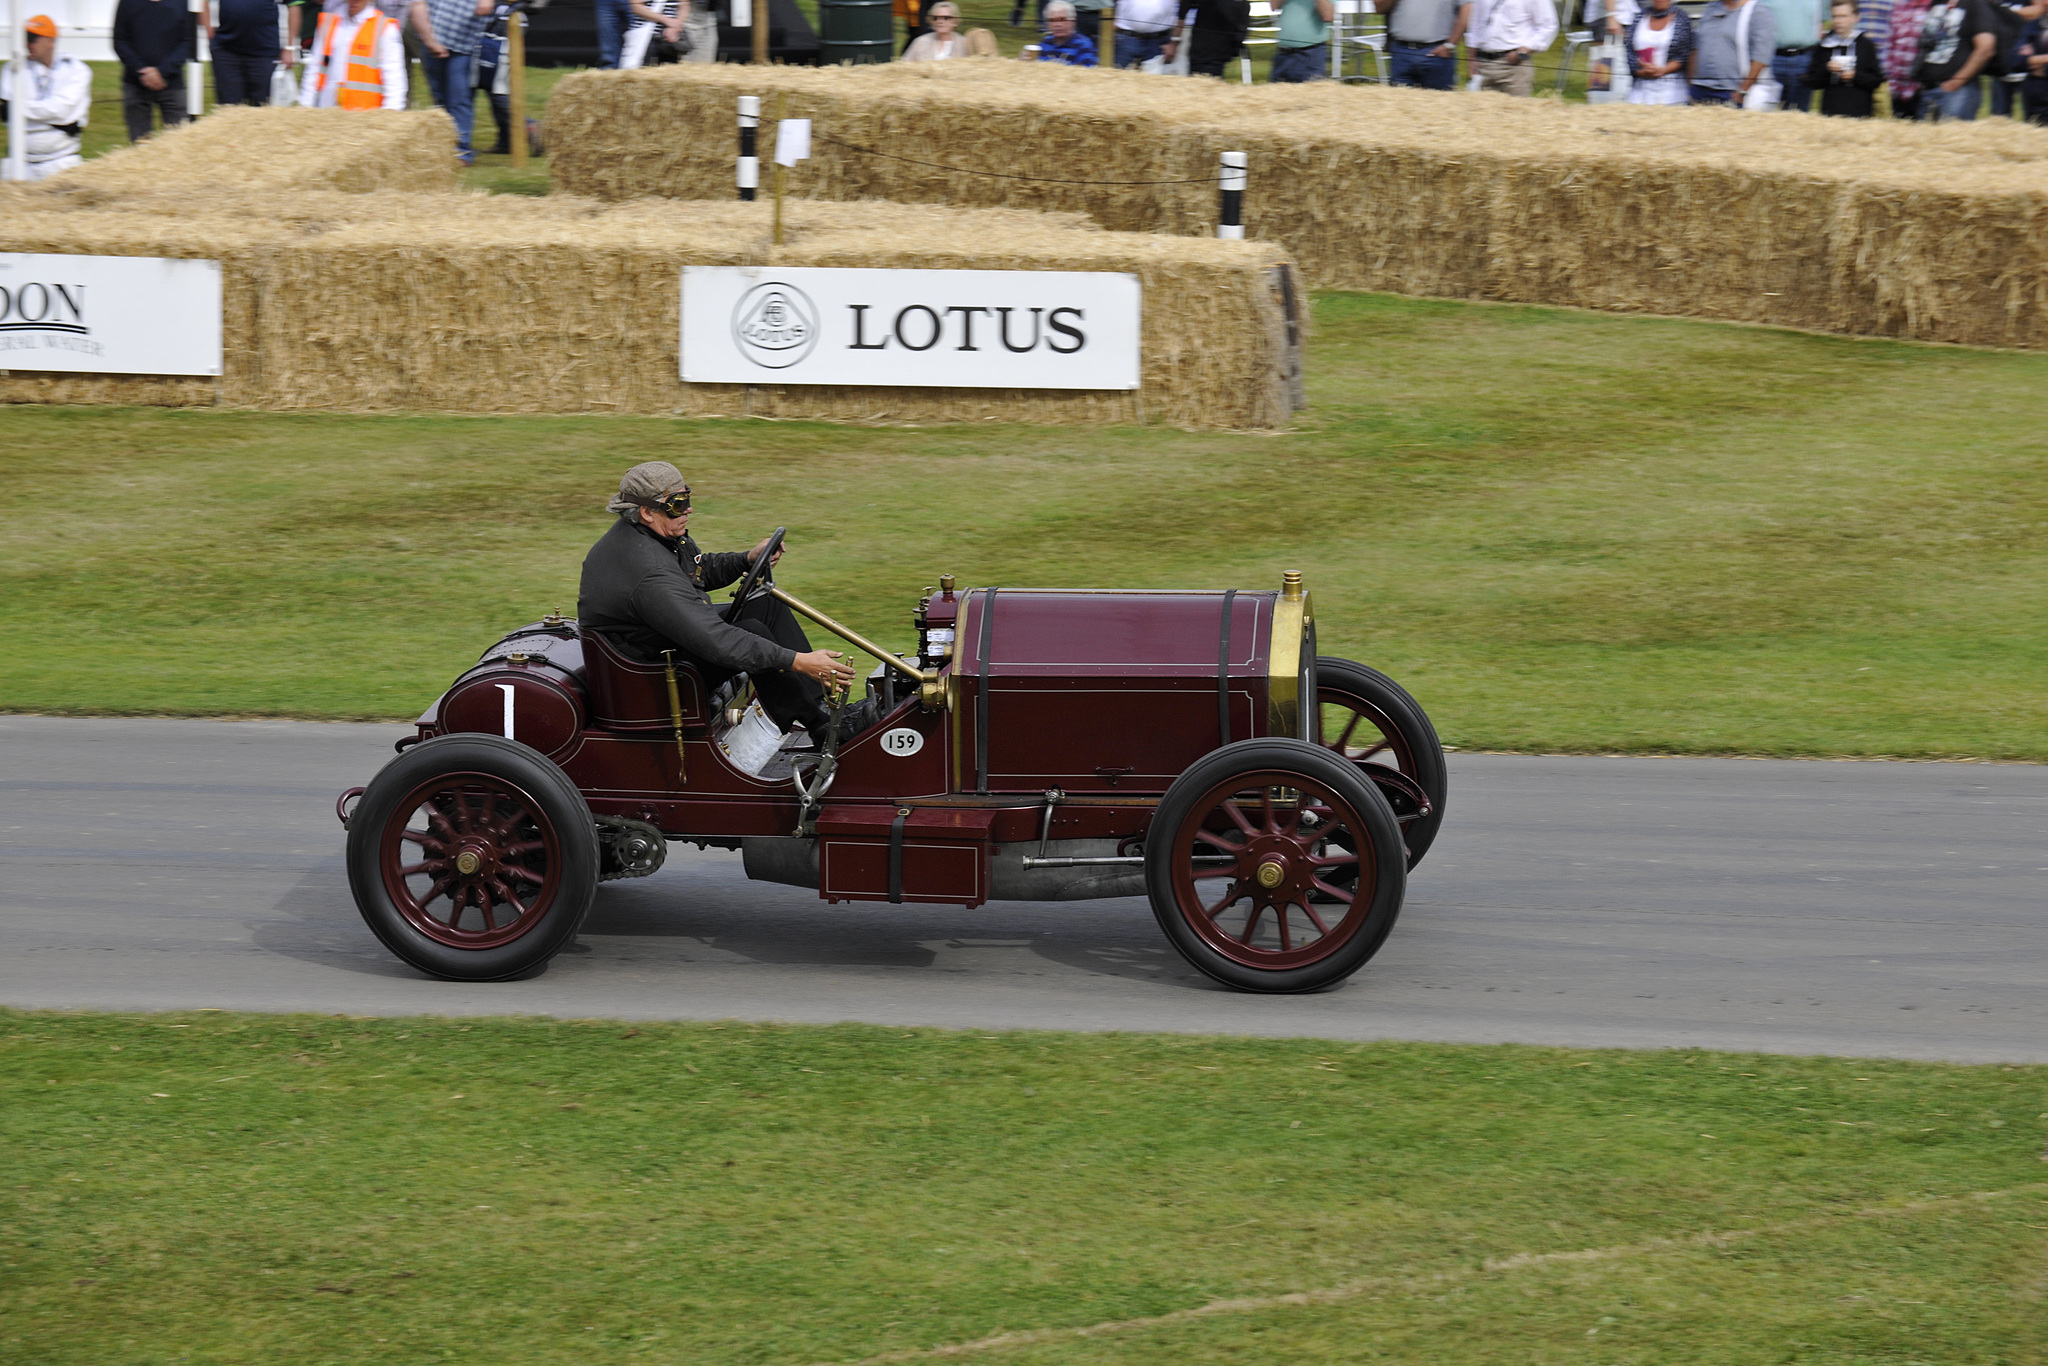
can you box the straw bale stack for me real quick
[0,180,1300,429]
[547,62,2048,349]
[59,104,459,196]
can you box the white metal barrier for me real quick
[1328,0,1387,83]
[1239,0,1277,83]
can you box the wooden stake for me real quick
[1100,0,1113,68]
[508,12,527,168]
[752,0,769,63]
[771,93,786,246]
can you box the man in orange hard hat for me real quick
[298,0,407,108]
[1,15,91,178]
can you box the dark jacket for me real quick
[113,0,197,77]
[577,516,796,674]
[1186,0,1252,68]
[1625,7,1695,78]
[1804,30,1881,115]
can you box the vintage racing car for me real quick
[338,536,1447,993]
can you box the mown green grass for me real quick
[3,1011,2043,1366]
[5,291,2048,756]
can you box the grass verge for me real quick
[3,1010,2044,1365]
[5,292,2048,756]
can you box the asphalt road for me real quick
[3,715,2044,1063]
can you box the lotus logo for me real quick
[731,282,820,370]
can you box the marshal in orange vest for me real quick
[311,8,395,110]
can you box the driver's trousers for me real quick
[693,592,827,733]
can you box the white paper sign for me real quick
[773,119,811,167]
[0,254,223,377]
[681,266,1140,391]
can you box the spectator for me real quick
[0,15,90,177]
[299,0,406,107]
[1181,0,1251,74]
[1382,0,1471,88]
[1021,1,1100,61]
[1805,0,1882,110]
[413,0,490,162]
[1271,0,1333,78]
[1465,0,1558,95]
[1762,0,1826,107]
[1691,0,1774,102]
[2021,12,2048,120]
[595,0,632,68]
[1914,0,1996,118]
[1113,0,1183,67]
[1987,0,2040,118]
[113,0,196,140]
[474,0,516,152]
[1625,0,1694,101]
[211,0,295,106]
[905,1,971,55]
[1882,0,1930,111]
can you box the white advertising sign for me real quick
[681,267,1140,391]
[0,254,223,376]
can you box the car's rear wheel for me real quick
[347,734,598,981]
[1316,656,1448,868]
[1146,738,1406,994]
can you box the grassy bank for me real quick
[2,1010,2043,1365]
[5,292,2047,757]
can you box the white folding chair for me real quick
[1241,0,1279,82]
[1329,0,1389,83]
[1552,0,1596,91]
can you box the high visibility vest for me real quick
[313,10,392,110]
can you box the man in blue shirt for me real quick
[1021,0,1099,62]
[212,0,293,106]
[1761,0,1827,109]
[1271,0,1332,78]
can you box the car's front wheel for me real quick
[346,734,599,981]
[1146,738,1406,994]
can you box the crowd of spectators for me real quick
[975,0,2048,119]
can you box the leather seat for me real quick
[579,628,710,734]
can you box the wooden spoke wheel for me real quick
[1315,656,1448,869]
[1147,738,1406,994]
[347,735,598,981]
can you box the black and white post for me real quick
[1217,151,1247,241]
[738,96,760,203]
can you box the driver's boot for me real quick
[803,699,881,751]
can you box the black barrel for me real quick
[817,0,895,63]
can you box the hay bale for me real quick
[51,105,460,196]
[546,62,2048,349]
[0,186,1299,430]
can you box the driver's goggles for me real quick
[644,488,691,516]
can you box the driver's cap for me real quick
[607,461,687,514]
[24,13,58,35]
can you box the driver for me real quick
[578,462,877,748]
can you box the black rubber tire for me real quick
[346,733,599,982]
[1146,737,1406,994]
[1316,656,1448,868]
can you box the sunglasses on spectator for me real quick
[646,488,691,516]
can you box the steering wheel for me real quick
[722,526,785,623]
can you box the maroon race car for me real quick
[338,538,1447,993]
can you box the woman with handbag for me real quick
[1626,0,1695,102]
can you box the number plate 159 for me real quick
[879,727,924,757]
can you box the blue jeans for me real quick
[594,0,631,67]
[1990,75,2022,116]
[1387,42,1454,89]
[423,51,476,159]
[1689,82,1738,104]
[213,53,276,107]
[1771,49,1813,110]
[1270,42,1328,81]
[1923,79,1981,120]
[1115,29,1171,67]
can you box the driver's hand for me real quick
[794,649,855,688]
[749,534,785,566]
